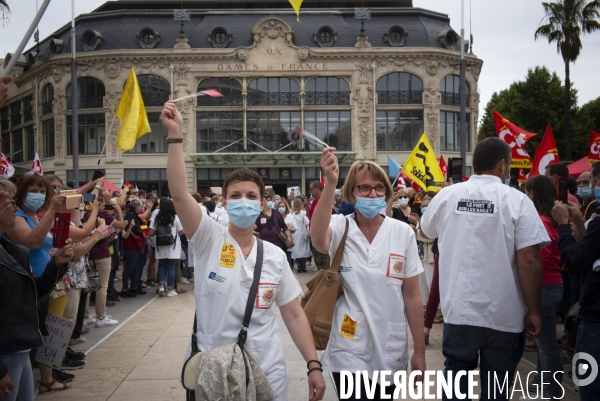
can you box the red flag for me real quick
[530,124,559,177]
[439,156,448,179]
[397,175,407,190]
[125,180,133,188]
[493,111,535,168]
[319,171,325,187]
[588,131,600,165]
[518,169,527,183]
[30,153,43,174]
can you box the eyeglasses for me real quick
[398,196,409,199]
[9,200,17,210]
[22,172,41,179]
[355,184,387,196]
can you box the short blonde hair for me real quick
[342,161,393,205]
[0,180,17,198]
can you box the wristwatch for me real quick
[166,137,184,144]
[95,185,102,191]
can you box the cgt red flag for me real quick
[439,156,448,179]
[493,111,536,168]
[518,169,528,183]
[530,124,559,177]
[588,131,600,165]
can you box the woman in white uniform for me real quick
[311,148,426,400]
[161,101,326,401]
[290,199,311,273]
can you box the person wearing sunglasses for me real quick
[311,148,426,399]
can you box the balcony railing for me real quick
[197,95,243,107]
[377,90,423,105]
[67,95,104,110]
[305,92,350,106]
[247,92,301,107]
[440,91,469,107]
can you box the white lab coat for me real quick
[289,213,311,259]
[321,213,422,379]
[185,215,302,400]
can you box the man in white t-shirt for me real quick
[420,137,549,400]
[160,101,326,401]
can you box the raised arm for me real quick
[309,147,337,253]
[161,100,202,237]
[6,195,66,249]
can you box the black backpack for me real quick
[156,223,176,247]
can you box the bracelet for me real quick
[95,185,102,190]
[306,360,322,369]
[307,367,323,376]
[166,137,183,144]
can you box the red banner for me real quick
[518,169,527,183]
[439,156,448,179]
[589,131,600,165]
[530,124,559,177]
[493,111,535,168]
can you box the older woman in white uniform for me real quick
[311,148,426,400]
[161,101,326,401]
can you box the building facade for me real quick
[1,0,483,196]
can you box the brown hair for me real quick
[191,193,203,203]
[222,168,265,199]
[292,198,304,214]
[0,180,17,198]
[279,199,291,214]
[525,175,558,226]
[15,173,53,210]
[342,161,393,205]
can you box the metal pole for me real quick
[71,0,79,187]
[459,0,466,175]
[1,0,52,76]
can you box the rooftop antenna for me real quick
[469,0,473,54]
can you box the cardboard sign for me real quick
[35,312,75,369]
[287,186,300,197]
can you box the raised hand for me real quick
[320,147,338,185]
[160,100,183,135]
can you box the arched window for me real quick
[305,77,350,105]
[376,72,423,104]
[66,77,105,109]
[136,75,170,107]
[247,78,300,106]
[439,75,470,107]
[42,84,54,115]
[197,78,242,107]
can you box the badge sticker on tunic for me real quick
[455,198,496,217]
[340,314,357,339]
[256,283,278,309]
[387,253,405,280]
[219,243,237,268]
[260,218,267,225]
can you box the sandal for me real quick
[433,315,444,324]
[176,288,187,294]
[39,379,71,393]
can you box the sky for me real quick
[1,0,599,123]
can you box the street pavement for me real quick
[34,268,580,400]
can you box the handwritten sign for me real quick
[35,312,75,369]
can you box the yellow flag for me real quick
[402,133,445,191]
[289,0,303,21]
[116,67,151,153]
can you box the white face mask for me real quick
[398,198,409,206]
[217,202,222,208]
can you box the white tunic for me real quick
[420,174,550,333]
[289,213,312,259]
[186,215,303,400]
[321,213,422,377]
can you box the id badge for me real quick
[255,283,278,309]
[386,253,405,281]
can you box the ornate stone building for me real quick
[1,0,482,196]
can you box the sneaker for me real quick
[120,289,137,298]
[527,374,540,392]
[180,277,190,284]
[83,317,96,327]
[69,337,86,346]
[105,300,116,307]
[107,293,121,302]
[80,327,90,334]
[52,369,75,383]
[65,348,85,361]
[313,267,319,272]
[95,317,119,328]
[132,287,147,295]
[167,289,178,297]
[158,285,165,297]
[114,276,121,281]
[61,358,85,370]
[140,283,148,289]
[146,280,157,286]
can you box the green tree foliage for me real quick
[478,66,586,160]
[0,0,9,27]
[534,0,600,160]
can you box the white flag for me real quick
[31,152,43,174]
[0,153,15,179]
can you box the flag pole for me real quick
[391,174,399,187]
[97,112,117,166]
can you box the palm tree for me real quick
[535,0,600,161]
[0,0,9,26]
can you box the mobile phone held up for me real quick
[557,177,569,204]
[448,157,464,183]
[82,193,96,203]
[51,212,71,248]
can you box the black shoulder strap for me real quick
[238,239,263,349]
[190,239,264,353]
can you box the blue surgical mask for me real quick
[578,186,594,201]
[277,207,286,214]
[355,197,387,219]
[421,206,427,214]
[595,187,600,204]
[24,193,46,211]
[266,201,274,209]
[274,200,280,207]
[504,162,511,186]
[226,198,261,229]
[505,177,511,186]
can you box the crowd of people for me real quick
[0,173,195,399]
